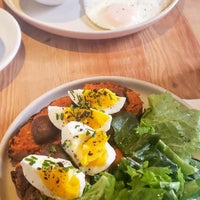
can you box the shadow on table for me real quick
[0,42,25,91]
[165,67,200,99]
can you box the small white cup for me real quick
[35,0,65,6]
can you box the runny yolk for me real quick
[39,167,80,199]
[78,131,108,167]
[101,3,134,27]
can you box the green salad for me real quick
[78,92,200,200]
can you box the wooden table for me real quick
[0,0,200,142]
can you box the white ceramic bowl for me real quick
[35,0,65,6]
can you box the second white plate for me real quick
[0,8,21,71]
[4,0,179,39]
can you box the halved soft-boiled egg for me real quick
[48,106,112,131]
[68,88,126,114]
[83,0,172,29]
[20,155,85,200]
[61,121,116,176]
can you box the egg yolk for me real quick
[80,88,120,110]
[102,3,134,27]
[39,165,80,199]
[62,107,110,130]
[78,131,108,166]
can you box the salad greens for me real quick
[78,172,115,200]
[136,92,200,161]
[78,92,200,200]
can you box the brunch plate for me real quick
[3,0,179,39]
[0,8,21,71]
[0,76,188,199]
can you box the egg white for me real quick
[83,0,172,29]
[61,121,116,176]
[21,155,85,200]
[48,106,112,131]
[68,89,126,114]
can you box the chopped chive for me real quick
[56,113,59,120]
[60,112,64,120]
[50,145,57,153]
[63,166,73,172]
[77,169,82,173]
[97,97,101,106]
[39,195,47,200]
[42,159,56,169]
[62,140,72,148]
[25,156,38,166]
[69,90,75,99]
[75,124,80,128]
[92,131,96,137]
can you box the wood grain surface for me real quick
[0,0,200,141]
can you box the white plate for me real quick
[0,8,21,71]
[0,76,187,199]
[3,0,179,39]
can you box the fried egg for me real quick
[20,155,85,200]
[68,88,126,114]
[48,106,112,131]
[83,0,172,29]
[61,121,116,176]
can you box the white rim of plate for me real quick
[3,0,179,39]
[0,8,21,71]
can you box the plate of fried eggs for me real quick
[3,0,179,39]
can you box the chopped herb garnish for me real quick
[56,113,59,120]
[69,90,75,99]
[97,97,101,106]
[60,112,64,120]
[50,145,57,153]
[25,156,38,166]
[77,169,82,173]
[75,124,81,128]
[42,159,56,170]
[92,131,97,137]
[63,165,73,172]
[62,140,72,148]
[39,195,47,200]
[56,112,64,120]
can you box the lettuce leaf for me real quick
[112,112,159,157]
[78,172,115,200]
[182,178,200,199]
[137,92,200,161]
